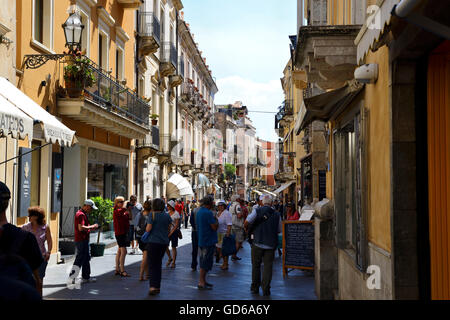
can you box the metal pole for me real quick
[0,142,52,166]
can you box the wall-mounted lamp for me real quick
[0,34,13,47]
[354,64,379,84]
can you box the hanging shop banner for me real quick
[282,221,315,277]
[17,147,32,218]
[52,152,63,214]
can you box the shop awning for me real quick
[298,80,364,133]
[260,189,277,197]
[166,173,194,199]
[198,173,211,187]
[0,94,34,140]
[0,77,76,147]
[273,181,296,194]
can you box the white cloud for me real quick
[214,76,283,142]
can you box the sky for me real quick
[182,0,297,142]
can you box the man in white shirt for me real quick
[229,195,244,261]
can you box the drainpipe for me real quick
[135,9,140,198]
[392,0,450,39]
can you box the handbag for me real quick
[222,234,237,257]
[177,228,183,239]
[140,213,155,244]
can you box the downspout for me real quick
[392,0,450,39]
[175,7,179,167]
[135,9,140,198]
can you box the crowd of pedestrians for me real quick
[0,177,309,300]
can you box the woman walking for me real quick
[113,196,131,277]
[146,198,172,295]
[216,201,232,270]
[136,200,151,281]
[165,200,180,268]
[22,206,53,295]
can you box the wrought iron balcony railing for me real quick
[139,12,161,45]
[161,42,177,68]
[136,125,160,150]
[60,56,150,128]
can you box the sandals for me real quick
[120,271,131,277]
[166,258,173,267]
[220,265,229,270]
[115,270,121,276]
[170,262,176,269]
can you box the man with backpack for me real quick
[0,181,43,299]
[244,194,282,297]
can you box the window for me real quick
[115,48,124,81]
[33,0,53,50]
[334,108,368,271]
[79,10,89,56]
[99,32,108,71]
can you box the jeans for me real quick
[191,230,199,269]
[72,240,91,280]
[147,242,167,289]
[184,215,189,229]
[251,245,275,293]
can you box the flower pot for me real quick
[90,243,106,257]
[65,80,83,98]
[151,119,158,126]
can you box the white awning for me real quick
[166,173,194,199]
[355,0,400,65]
[198,173,211,187]
[0,77,76,147]
[0,94,34,140]
[260,189,277,197]
[273,181,296,194]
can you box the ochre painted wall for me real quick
[365,46,391,253]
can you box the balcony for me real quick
[139,12,161,56]
[117,0,141,9]
[169,58,184,88]
[180,81,194,103]
[160,42,177,77]
[57,57,150,139]
[136,126,160,160]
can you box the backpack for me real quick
[135,213,148,237]
[246,207,271,245]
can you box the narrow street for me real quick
[43,228,315,300]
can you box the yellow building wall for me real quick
[365,46,391,253]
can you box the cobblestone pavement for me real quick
[43,227,316,300]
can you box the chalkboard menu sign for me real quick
[17,147,32,217]
[282,221,314,277]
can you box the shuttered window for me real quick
[334,106,368,271]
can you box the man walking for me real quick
[244,195,281,296]
[196,196,218,289]
[0,182,43,298]
[229,195,244,261]
[189,200,200,271]
[184,200,191,229]
[128,195,143,254]
[68,200,99,284]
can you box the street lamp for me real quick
[62,11,84,53]
[23,9,84,69]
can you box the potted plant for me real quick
[151,114,159,126]
[88,196,114,257]
[63,56,96,98]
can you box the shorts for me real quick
[216,233,226,248]
[169,231,179,248]
[115,234,130,248]
[231,227,245,243]
[128,225,135,241]
[138,239,147,252]
[199,246,215,271]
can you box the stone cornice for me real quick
[115,26,130,42]
[97,6,115,28]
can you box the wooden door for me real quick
[428,41,450,300]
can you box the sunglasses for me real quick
[118,201,124,203]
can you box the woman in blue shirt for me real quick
[145,198,172,295]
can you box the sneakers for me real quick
[81,277,97,284]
